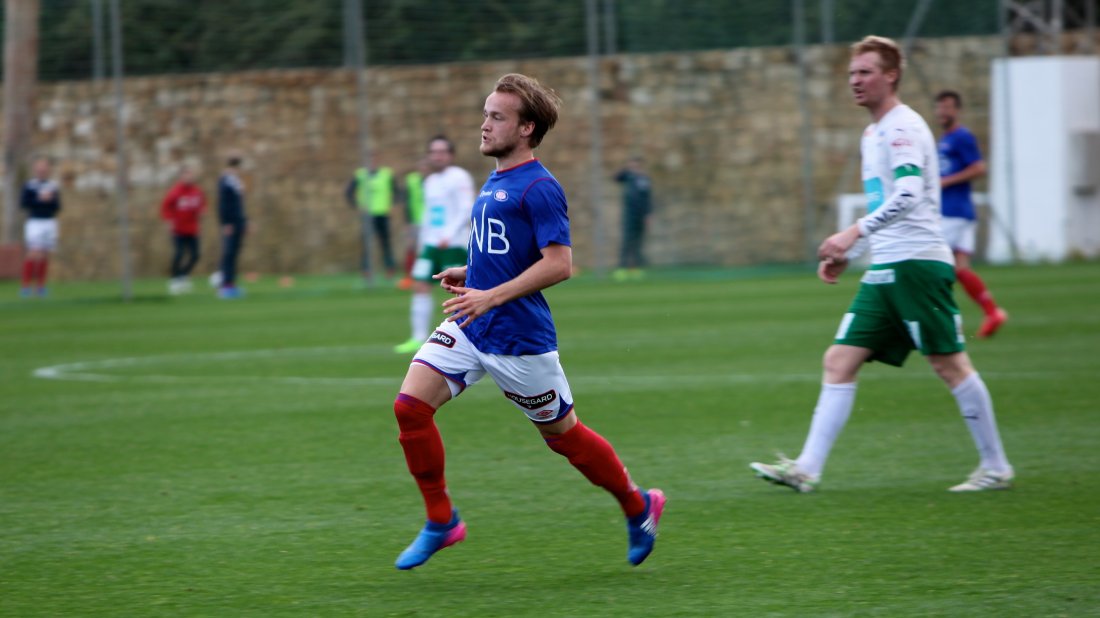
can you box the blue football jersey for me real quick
[462,159,571,355]
[938,126,982,220]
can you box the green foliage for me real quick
[10,0,1008,81]
[2,263,1099,616]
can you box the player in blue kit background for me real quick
[934,90,1007,338]
[389,73,665,570]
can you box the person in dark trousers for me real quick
[217,156,247,299]
[613,157,653,282]
[161,167,207,295]
[346,154,399,284]
[20,157,61,298]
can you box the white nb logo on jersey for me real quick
[471,201,510,255]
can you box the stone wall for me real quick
[3,35,1009,280]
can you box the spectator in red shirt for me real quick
[161,167,207,294]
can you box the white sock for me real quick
[411,293,432,341]
[952,372,1011,473]
[795,382,857,478]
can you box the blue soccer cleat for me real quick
[395,511,467,570]
[626,489,666,566]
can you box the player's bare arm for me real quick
[441,243,572,328]
[940,160,986,188]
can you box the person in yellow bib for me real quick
[397,158,429,290]
[346,154,399,282]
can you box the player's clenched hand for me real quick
[817,224,861,261]
[433,266,467,293]
[441,286,499,328]
[817,257,848,284]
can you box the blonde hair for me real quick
[851,35,904,91]
[493,73,562,148]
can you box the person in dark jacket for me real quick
[613,157,653,281]
[216,156,247,299]
[20,157,61,297]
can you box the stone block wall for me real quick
[2,35,1011,280]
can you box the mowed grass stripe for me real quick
[1,263,1098,617]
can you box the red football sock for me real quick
[544,420,646,518]
[36,257,49,287]
[22,258,36,287]
[956,268,998,315]
[394,393,453,524]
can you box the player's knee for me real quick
[394,394,436,430]
[822,346,861,383]
[928,353,973,388]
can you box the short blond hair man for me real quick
[750,36,1014,494]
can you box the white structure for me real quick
[989,56,1100,263]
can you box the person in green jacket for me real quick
[397,157,429,290]
[346,154,399,282]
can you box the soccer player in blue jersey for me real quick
[390,73,665,570]
[934,90,1007,337]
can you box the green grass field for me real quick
[2,263,1098,617]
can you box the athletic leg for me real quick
[21,251,37,291]
[751,344,869,491]
[540,412,647,517]
[540,411,664,565]
[795,345,868,474]
[618,215,632,269]
[35,253,49,291]
[491,349,661,565]
[954,249,1007,338]
[395,252,436,354]
[634,216,648,268]
[395,364,454,524]
[373,215,395,273]
[928,352,1013,489]
[393,366,466,570]
[180,235,200,277]
[221,230,241,287]
[171,234,186,278]
[21,223,40,294]
[359,212,373,277]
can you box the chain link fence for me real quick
[2,1,1096,283]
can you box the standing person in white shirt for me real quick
[395,136,476,354]
[749,36,1014,493]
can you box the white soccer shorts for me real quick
[411,318,575,424]
[940,216,976,254]
[24,219,59,251]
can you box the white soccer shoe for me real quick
[750,456,820,493]
[949,466,1015,492]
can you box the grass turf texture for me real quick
[1,263,1098,617]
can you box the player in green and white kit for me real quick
[750,36,1014,493]
[395,136,476,354]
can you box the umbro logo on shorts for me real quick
[504,389,557,410]
[428,330,456,348]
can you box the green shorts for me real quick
[833,260,965,367]
[411,246,468,283]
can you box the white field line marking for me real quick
[32,347,1064,387]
